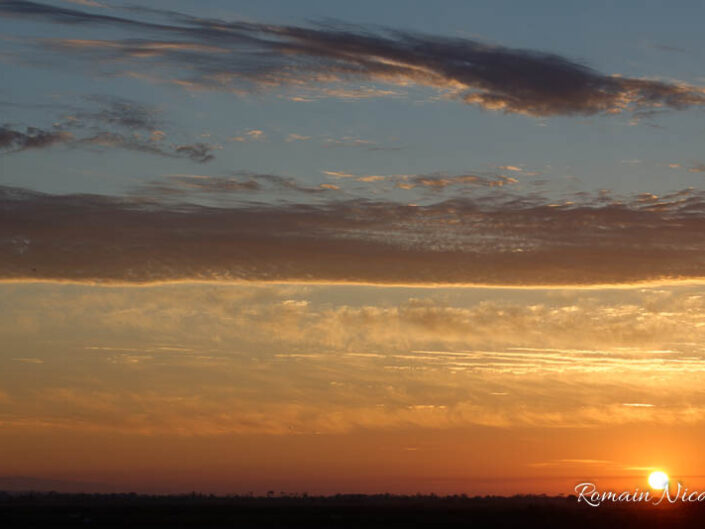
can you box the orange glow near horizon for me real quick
[3,281,705,495]
[3,0,705,506]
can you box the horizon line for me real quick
[3,276,705,290]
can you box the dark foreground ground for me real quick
[3,492,705,528]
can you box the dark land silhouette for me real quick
[3,491,705,528]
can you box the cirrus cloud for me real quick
[2,1,705,117]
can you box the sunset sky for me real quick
[2,0,705,495]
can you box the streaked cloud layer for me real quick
[3,185,705,285]
[2,1,705,116]
[3,282,705,437]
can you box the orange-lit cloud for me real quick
[3,1,705,117]
[2,282,705,438]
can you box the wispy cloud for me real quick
[136,171,341,197]
[0,126,72,152]
[1,96,217,162]
[138,174,261,196]
[664,162,705,173]
[237,171,341,195]
[321,170,354,178]
[229,129,266,142]
[3,1,705,117]
[285,133,311,142]
[396,172,519,190]
[76,95,161,131]
[323,136,402,151]
[62,0,105,7]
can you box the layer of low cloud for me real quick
[2,1,705,116]
[3,185,705,285]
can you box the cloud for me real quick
[245,129,265,140]
[172,142,215,163]
[650,43,688,54]
[1,96,217,162]
[5,283,705,435]
[13,357,44,364]
[398,172,519,190]
[62,0,105,7]
[324,137,375,148]
[138,174,261,196]
[323,136,401,151]
[4,185,705,285]
[77,95,162,131]
[285,133,311,142]
[287,86,405,102]
[666,162,705,173]
[0,125,72,152]
[229,129,266,142]
[357,175,385,183]
[244,172,339,194]
[137,171,343,198]
[322,170,354,178]
[3,1,705,117]
[77,131,215,163]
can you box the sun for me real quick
[648,471,669,490]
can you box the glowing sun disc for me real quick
[648,471,669,490]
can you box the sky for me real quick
[2,0,705,495]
